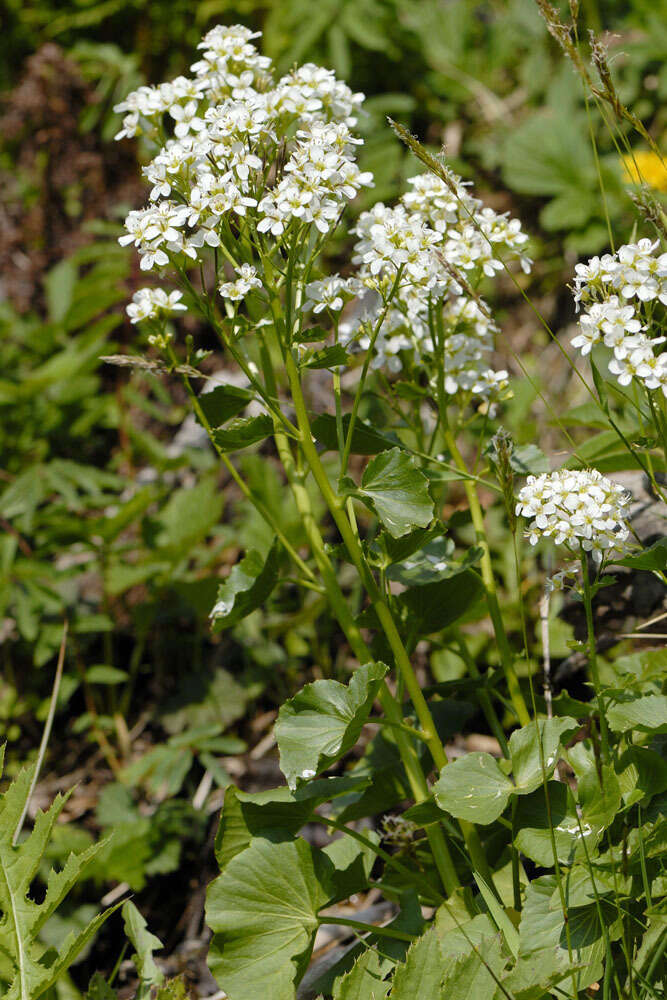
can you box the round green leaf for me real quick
[358,449,434,538]
[206,837,332,1000]
[433,752,513,825]
[275,663,388,789]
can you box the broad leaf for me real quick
[275,663,388,789]
[212,414,273,452]
[358,449,434,538]
[517,875,622,993]
[206,837,332,1000]
[312,414,399,455]
[433,753,513,824]
[389,926,443,998]
[386,537,481,587]
[576,764,621,832]
[514,782,599,866]
[333,950,390,1000]
[397,569,484,635]
[122,901,164,997]
[617,746,667,806]
[508,718,579,794]
[197,384,254,427]
[210,540,281,630]
[607,695,667,733]
[439,934,505,1000]
[213,776,370,872]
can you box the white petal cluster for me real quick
[337,173,530,395]
[516,469,631,563]
[303,276,349,314]
[116,25,530,407]
[126,287,186,324]
[116,25,371,273]
[219,263,262,302]
[571,240,667,397]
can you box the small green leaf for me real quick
[210,541,281,631]
[212,415,273,452]
[358,449,434,537]
[206,837,332,1000]
[85,972,117,999]
[197,384,254,427]
[122,901,164,997]
[606,695,667,733]
[576,764,621,833]
[300,344,350,369]
[509,718,579,794]
[509,443,550,475]
[312,414,400,455]
[85,665,129,685]
[275,663,388,789]
[433,752,514,824]
[617,537,667,573]
[294,325,328,344]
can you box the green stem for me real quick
[317,915,414,942]
[282,347,497,894]
[453,630,509,758]
[312,814,443,904]
[444,428,531,727]
[581,555,610,765]
[171,354,317,585]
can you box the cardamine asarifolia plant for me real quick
[109,23,667,1000]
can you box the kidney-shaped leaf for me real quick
[210,541,281,631]
[206,837,331,1000]
[398,570,484,636]
[433,752,514,825]
[509,717,579,794]
[275,663,388,789]
[358,449,434,538]
[607,695,667,734]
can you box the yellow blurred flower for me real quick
[621,150,667,192]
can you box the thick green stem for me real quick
[444,429,531,727]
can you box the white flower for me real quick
[127,288,186,324]
[303,276,347,313]
[219,263,262,301]
[516,469,631,562]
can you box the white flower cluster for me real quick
[515,469,631,562]
[329,171,530,393]
[116,26,370,284]
[571,239,667,396]
[117,25,529,405]
[126,287,186,324]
